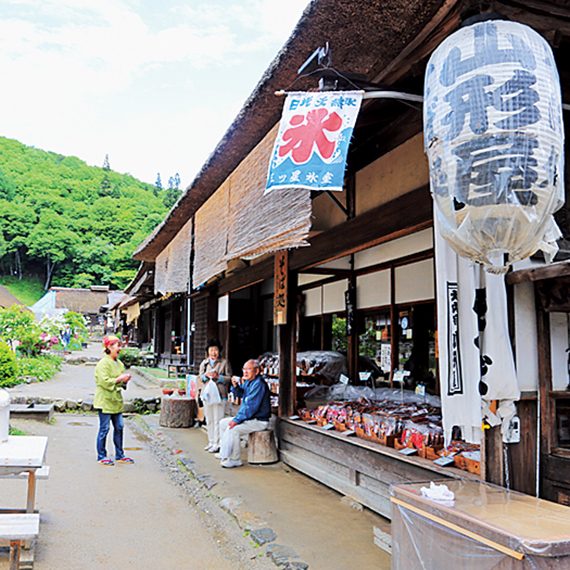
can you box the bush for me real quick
[119,347,142,369]
[17,354,63,383]
[0,305,43,357]
[0,341,18,387]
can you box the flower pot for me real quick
[162,388,174,396]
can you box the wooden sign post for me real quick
[274,250,288,325]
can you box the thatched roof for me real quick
[134,0,570,263]
[133,0,448,261]
[52,287,110,314]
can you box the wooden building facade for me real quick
[132,0,570,516]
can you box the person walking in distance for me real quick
[198,339,232,453]
[218,359,271,468]
[94,336,134,466]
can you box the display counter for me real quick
[278,417,477,519]
[391,479,570,569]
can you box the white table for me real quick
[0,436,48,513]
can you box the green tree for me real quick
[27,211,80,289]
[100,153,112,196]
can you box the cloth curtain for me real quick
[435,215,520,445]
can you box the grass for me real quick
[9,426,26,436]
[137,366,171,379]
[0,275,45,306]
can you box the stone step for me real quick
[9,403,54,422]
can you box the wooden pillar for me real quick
[536,294,554,469]
[389,267,397,387]
[275,251,297,417]
[346,268,358,380]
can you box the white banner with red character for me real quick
[266,91,363,193]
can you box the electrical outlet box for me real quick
[503,416,521,444]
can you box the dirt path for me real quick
[7,343,161,403]
[0,415,273,570]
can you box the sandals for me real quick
[116,457,135,464]
[98,458,114,466]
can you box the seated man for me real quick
[218,359,271,468]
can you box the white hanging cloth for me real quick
[435,216,521,445]
[435,217,482,445]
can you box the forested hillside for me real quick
[0,137,181,290]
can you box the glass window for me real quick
[397,303,437,394]
[358,312,391,383]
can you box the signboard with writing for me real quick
[273,250,288,325]
[266,91,363,193]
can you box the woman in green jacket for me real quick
[94,336,134,466]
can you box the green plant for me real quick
[17,354,63,382]
[0,305,43,356]
[0,341,18,387]
[64,311,89,344]
[9,426,26,436]
[120,347,142,368]
[331,315,348,353]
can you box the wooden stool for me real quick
[247,430,278,464]
[159,397,195,428]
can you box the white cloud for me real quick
[0,0,311,186]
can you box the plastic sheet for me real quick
[305,384,441,407]
[391,480,570,569]
[424,20,564,274]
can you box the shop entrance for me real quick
[228,285,264,372]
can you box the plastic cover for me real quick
[305,384,441,407]
[391,479,570,569]
[424,20,564,274]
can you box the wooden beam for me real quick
[349,113,423,173]
[290,186,433,272]
[218,258,273,295]
[370,0,462,86]
[217,187,433,294]
[300,267,352,277]
[507,262,570,285]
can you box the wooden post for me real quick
[536,296,554,462]
[159,397,195,428]
[276,251,297,417]
[390,267,397,387]
[346,269,358,380]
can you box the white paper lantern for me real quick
[424,20,564,273]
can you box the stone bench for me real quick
[247,430,278,465]
[0,513,39,569]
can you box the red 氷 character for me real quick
[278,108,342,164]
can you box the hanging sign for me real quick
[424,20,564,273]
[345,284,356,336]
[266,91,363,193]
[273,250,288,325]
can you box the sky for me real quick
[0,0,311,188]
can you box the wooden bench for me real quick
[0,513,39,569]
[247,430,279,464]
[0,467,50,514]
